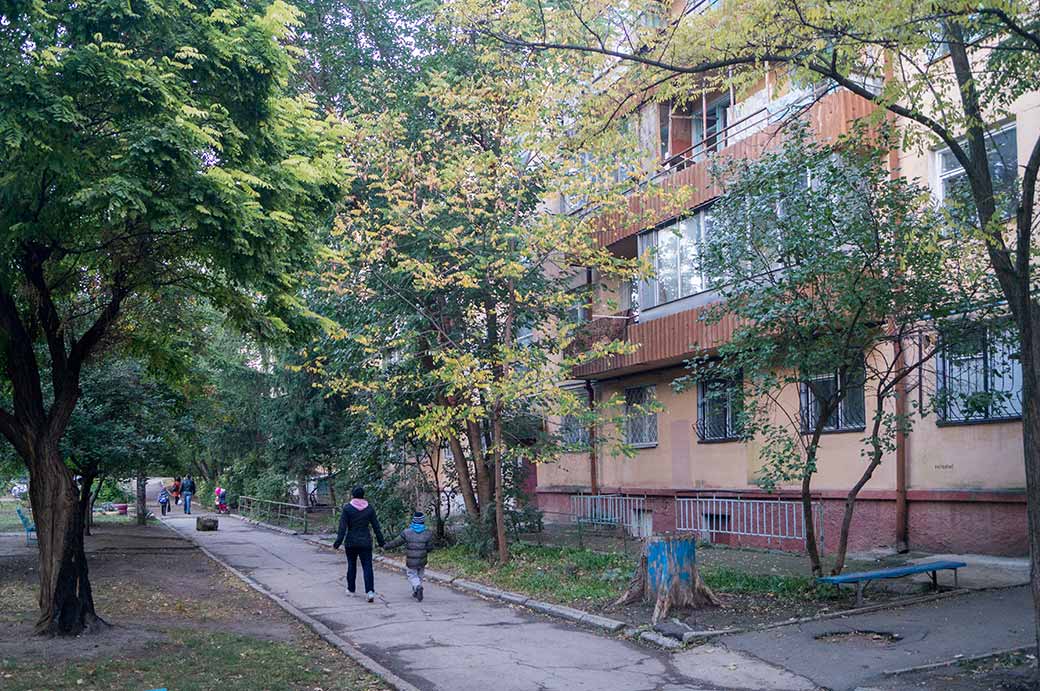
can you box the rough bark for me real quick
[448,433,480,517]
[615,536,719,623]
[77,469,95,537]
[467,419,494,516]
[135,470,147,526]
[27,440,106,636]
[297,471,309,510]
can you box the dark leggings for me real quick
[345,547,374,593]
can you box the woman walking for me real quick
[332,486,385,602]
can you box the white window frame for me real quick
[637,208,713,311]
[934,123,1017,207]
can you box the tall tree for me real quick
[0,0,343,634]
[324,40,638,563]
[456,0,1040,646]
[681,129,986,575]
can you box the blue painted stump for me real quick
[615,534,719,623]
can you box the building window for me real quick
[937,323,1022,423]
[560,414,590,448]
[936,125,1018,219]
[697,376,742,441]
[800,362,866,433]
[637,209,713,310]
[660,95,731,166]
[624,386,658,447]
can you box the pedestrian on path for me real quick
[172,477,182,505]
[332,486,385,602]
[384,511,435,602]
[157,484,171,516]
[181,475,196,514]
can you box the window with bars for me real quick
[696,376,742,442]
[800,362,866,433]
[937,323,1022,423]
[624,386,658,447]
[560,414,591,447]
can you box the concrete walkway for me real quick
[162,511,814,691]
[720,586,1034,690]
[161,502,1036,691]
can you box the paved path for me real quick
[162,511,814,691]
[720,585,1035,691]
[160,500,1036,691]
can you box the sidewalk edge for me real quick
[300,534,629,635]
[159,519,420,691]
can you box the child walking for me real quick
[157,484,171,516]
[385,512,435,602]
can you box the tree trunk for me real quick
[467,419,494,516]
[27,440,105,636]
[88,474,105,533]
[78,469,95,538]
[297,471,309,511]
[491,411,509,565]
[615,535,719,623]
[832,410,887,575]
[327,471,338,510]
[448,434,480,517]
[1018,325,1040,655]
[135,469,147,526]
[801,455,823,577]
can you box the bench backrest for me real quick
[15,506,33,530]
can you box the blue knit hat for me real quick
[412,511,425,523]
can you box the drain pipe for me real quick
[586,379,599,495]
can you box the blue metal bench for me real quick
[818,560,967,607]
[15,506,37,546]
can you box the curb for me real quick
[158,519,420,691]
[884,645,1036,676]
[300,534,629,635]
[226,512,299,536]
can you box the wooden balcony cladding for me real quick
[593,89,878,248]
[572,301,739,379]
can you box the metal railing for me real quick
[238,495,309,533]
[675,495,823,550]
[570,494,651,537]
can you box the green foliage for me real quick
[676,128,980,489]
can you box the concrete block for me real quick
[196,517,218,531]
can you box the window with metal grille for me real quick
[696,376,742,441]
[937,323,1022,423]
[800,361,866,433]
[624,386,658,447]
[560,414,590,447]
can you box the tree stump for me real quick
[614,534,719,623]
[196,517,218,531]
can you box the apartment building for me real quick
[536,69,1038,557]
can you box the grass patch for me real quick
[428,542,635,606]
[0,629,383,691]
[429,542,841,607]
[700,566,824,598]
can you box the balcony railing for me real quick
[591,87,877,248]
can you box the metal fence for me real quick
[675,496,823,550]
[569,494,651,537]
[238,495,309,533]
[523,510,644,556]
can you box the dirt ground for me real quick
[0,519,386,690]
[873,651,1039,690]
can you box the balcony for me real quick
[593,87,878,249]
[570,302,739,379]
